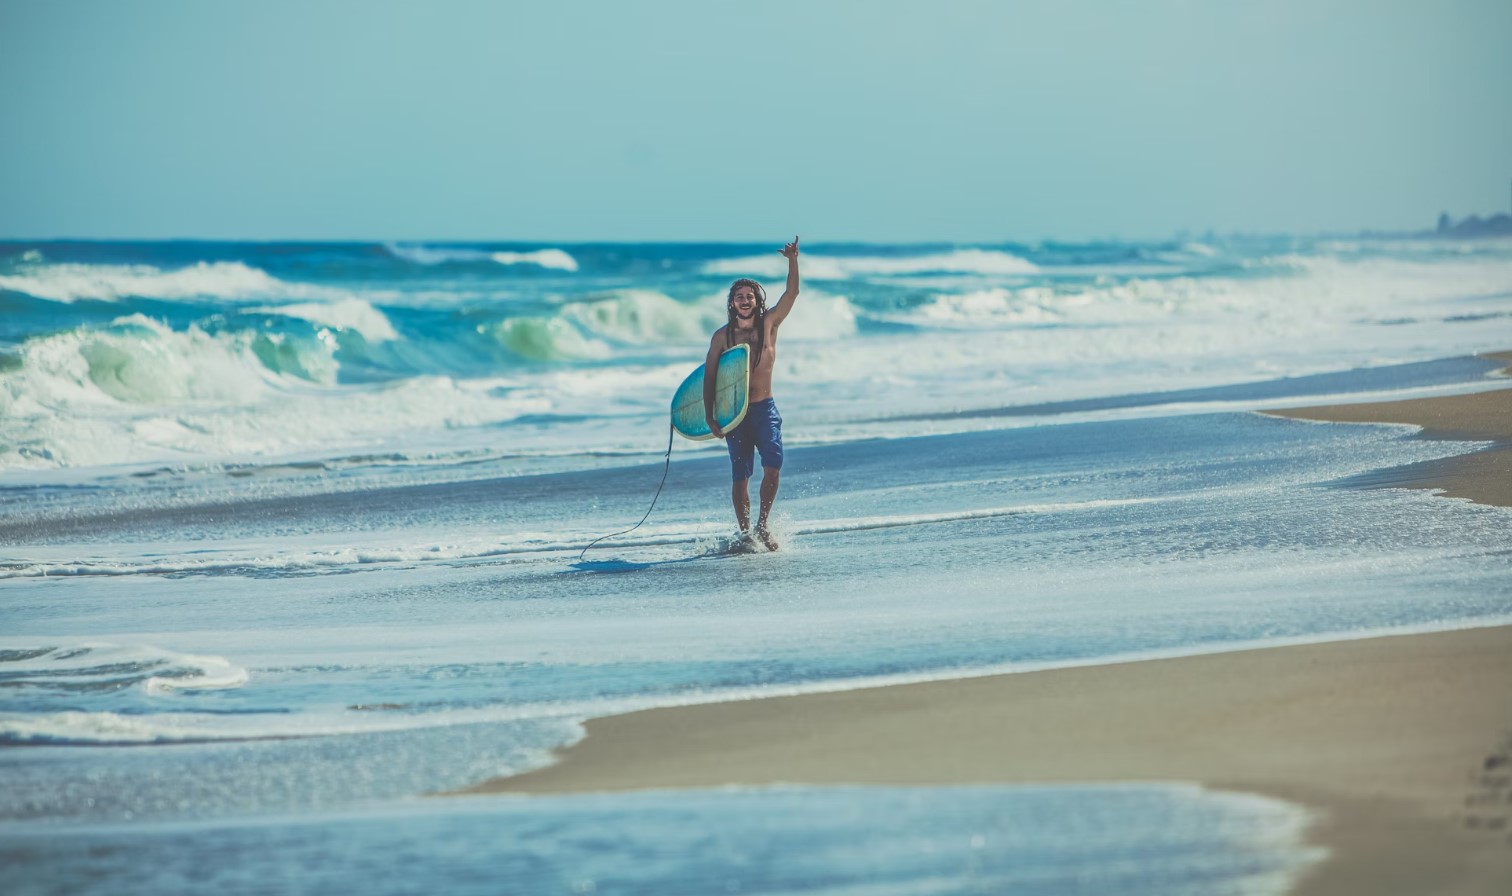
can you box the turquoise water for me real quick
[2,237,1510,893]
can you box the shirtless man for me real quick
[704,236,800,551]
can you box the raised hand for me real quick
[780,236,800,259]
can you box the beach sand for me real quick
[463,361,1512,895]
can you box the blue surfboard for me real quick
[671,344,750,441]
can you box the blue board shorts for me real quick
[726,398,783,481]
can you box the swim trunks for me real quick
[726,398,782,481]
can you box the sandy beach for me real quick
[464,363,1512,895]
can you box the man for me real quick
[704,236,800,551]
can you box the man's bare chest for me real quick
[731,329,775,364]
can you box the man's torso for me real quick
[727,322,777,402]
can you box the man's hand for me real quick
[708,420,725,439]
[780,236,799,259]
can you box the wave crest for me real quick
[702,249,1039,280]
[248,298,400,343]
[383,244,580,272]
[0,316,551,469]
[17,315,279,406]
[563,290,722,345]
[492,249,579,272]
[490,289,859,359]
[489,317,612,361]
[0,260,349,304]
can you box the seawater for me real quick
[3,786,1322,896]
[2,237,1510,894]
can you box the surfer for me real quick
[705,236,800,551]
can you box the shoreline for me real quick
[463,626,1512,894]
[1265,350,1511,509]
[459,360,1512,894]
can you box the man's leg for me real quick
[731,478,751,532]
[756,467,780,550]
[727,418,755,534]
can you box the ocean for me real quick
[2,237,1510,894]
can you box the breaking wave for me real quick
[0,315,554,468]
[247,298,400,343]
[878,254,1512,332]
[702,249,1040,280]
[6,314,286,406]
[562,290,722,345]
[493,249,579,272]
[384,243,579,272]
[0,260,352,304]
[488,316,613,362]
[483,289,860,362]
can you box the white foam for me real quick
[780,251,1512,403]
[882,288,1063,328]
[5,246,1508,474]
[0,711,214,744]
[0,494,1185,580]
[551,289,857,346]
[385,244,492,265]
[0,261,353,304]
[702,249,1039,280]
[385,244,580,271]
[2,314,276,408]
[491,249,579,272]
[489,317,612,361]
[0,316,554,468]
[0,643,249,694]
[0,693,583,745]
[770,290,860,340]
[247,299,400,343]
[561,290,722,345]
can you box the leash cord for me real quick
[578,422,676,561]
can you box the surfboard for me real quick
[671,344,749,441]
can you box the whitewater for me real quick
[2,237,1510,895]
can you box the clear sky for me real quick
[2,0,1509,242]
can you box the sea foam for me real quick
[561,290,722,345]
[383,244,580,271]
[247,298,400,343]
[0,643,248,696]
[492,249,579,272]
[702,249,1040,280]
[0,260,351,304]
[0,317,553,468]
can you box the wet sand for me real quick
[1267,350,1512,508]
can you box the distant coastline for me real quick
[1432,210,1512,238]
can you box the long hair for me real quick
[725,278,767,362]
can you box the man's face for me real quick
[730,286,758,321]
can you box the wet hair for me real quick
[725,278,767,362]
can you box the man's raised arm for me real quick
[764,236,801,329]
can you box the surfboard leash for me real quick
[578,422,677,561]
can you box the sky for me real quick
[1,0,1509,243]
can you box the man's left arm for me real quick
[764,236,801,330]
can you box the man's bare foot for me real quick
[756,527,779,552]
[729,530,758,554]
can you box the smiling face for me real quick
[729,284,759,322]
